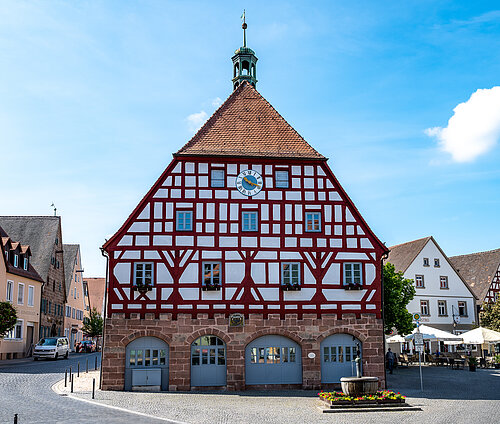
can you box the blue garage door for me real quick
[321,333,361,383]
[191,335,226,387]
[125,337,169,391]
[245,335,302,385]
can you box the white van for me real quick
[33,337,70,360]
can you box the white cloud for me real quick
[185,110,208,133]
[426,87,500,162]
[211,97,222,108]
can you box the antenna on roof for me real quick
[50,202,57,216]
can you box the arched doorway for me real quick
[245,335,302,385]
[125,337,169,391]
[191,335,226,387]
[321,333,362,383]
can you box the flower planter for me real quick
[377,398,405,404]
[353,399,375,405]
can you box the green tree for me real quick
[383,263,416,335]
[480,301,500,332]
[82,307,103,345]
[0,302,17,338]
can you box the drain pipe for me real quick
[381,250,389,389]
[99,245,110,390]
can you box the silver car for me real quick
[33,337,70,360]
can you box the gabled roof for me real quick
[175,82,326,160]
[449,248,500,303]
[386,236,431,273]
[387,236,477,299]
[0,216,60,281]
[63,244,80,297]
[84,277,106,315]
[0,224,44,283]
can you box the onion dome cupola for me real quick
[232,11,258,90]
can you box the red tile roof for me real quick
[175,82,326,160]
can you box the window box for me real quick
[344,282,362,290]
[202,281,221,291]
[281,282,301,291]
[133,263,154,293]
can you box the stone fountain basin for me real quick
[340,376,379,397]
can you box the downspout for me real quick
[99,245,110,390]
[381,250,389,389]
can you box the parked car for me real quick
[78,340,96,353]
[33,337,69,360]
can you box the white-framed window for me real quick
[434,258,440,267]
[438,300,447,316]
[343,263,362,286]
[242,211,258,231]
[176,211,193,231]
[458,301,468,317]
[17,283,24,305]
[423,258,429,267]
[6,280,13,302]
[23,257,28,270]
[211,169,225,188]
[275,170,289,188]
[28,285,34,306]
[202,262,221,288]
[420,300,430,316]
[415,275,424,288]
[440,276,448,289]
[281,263,300,287]
[133,263,154,286]
[4,320,23,340]
[14,254,19,267]
[305,212,321,232]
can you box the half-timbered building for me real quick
[450,248,500,307]
[101,33,388,391]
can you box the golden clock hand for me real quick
[243,177,259,187]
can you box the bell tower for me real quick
[232,12,258,90]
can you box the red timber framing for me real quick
[103,155,388,320]
[485,268,500,304]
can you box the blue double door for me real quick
[321,333,362,383]
[245,335,302,385]
[191,336,227,387]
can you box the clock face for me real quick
[236,169,263,196]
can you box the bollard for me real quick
[14,413,18,424]
[95,356,97,371]
[86,358,88,373]
[92,378,95,399]
[71,375,74,393]
[69,366,72,380]
[77,362,80,377]
[65,369,67,387]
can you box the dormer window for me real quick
[13,254,19,268]
[23,257,29,270]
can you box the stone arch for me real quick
[119,330,172,348]
[186,327,231,346]
[243,327,303,348]
[317,327,367,345]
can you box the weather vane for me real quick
[241,9,247,47]
[50,202,57,216]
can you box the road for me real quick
[0,353,165,424]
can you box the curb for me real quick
[51,378,189,424]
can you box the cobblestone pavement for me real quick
[67,365,499,424]
[0,353,168,423]
[2,357,500,424]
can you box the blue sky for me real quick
[1,1,500,276]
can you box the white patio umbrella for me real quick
[460,327,500,344]
[386,334,405,343]
[404,324,463,342]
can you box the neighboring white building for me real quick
[387,237,477,337]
